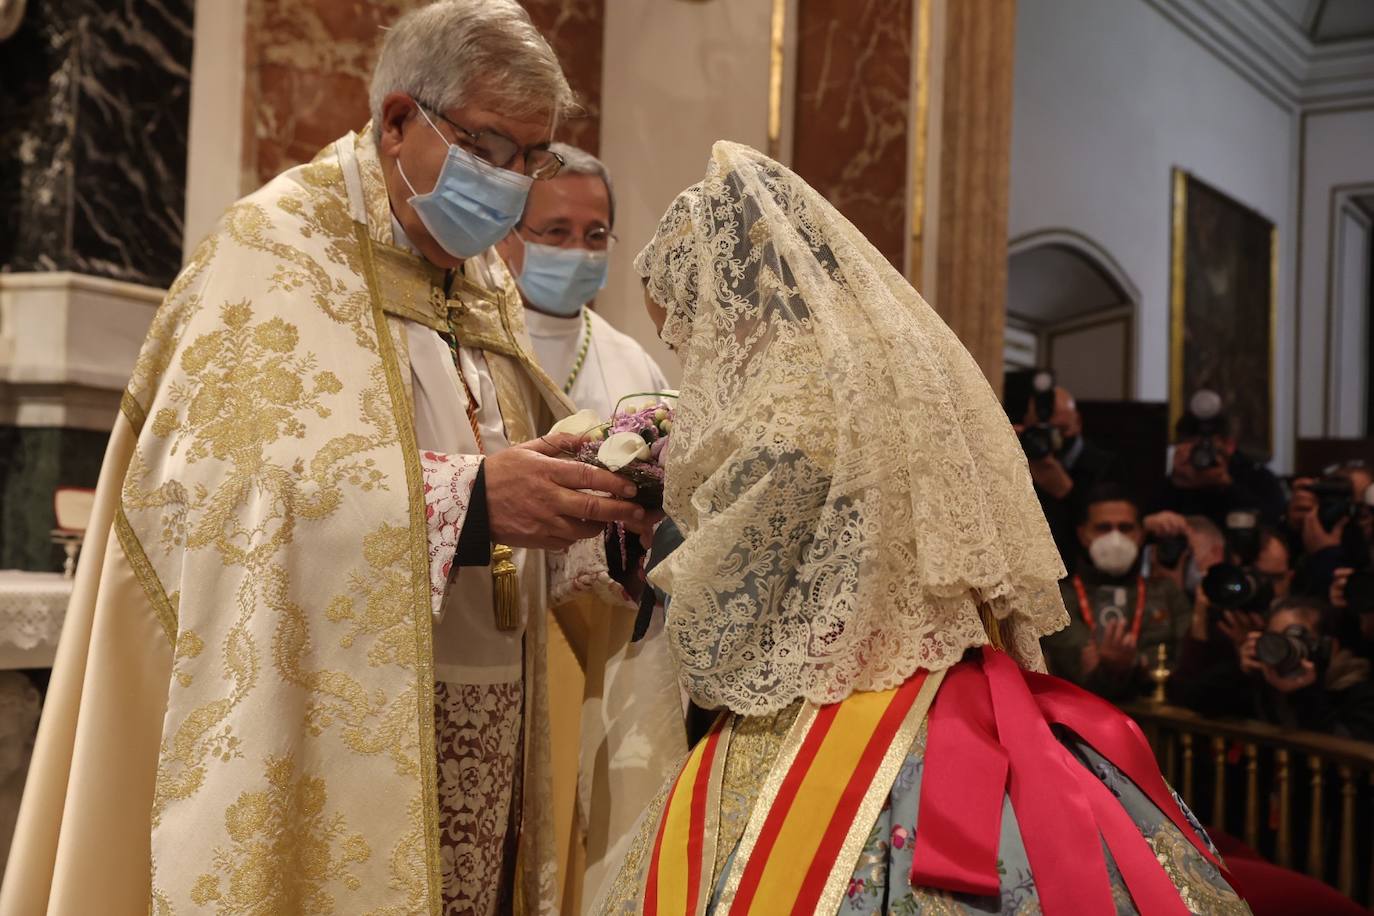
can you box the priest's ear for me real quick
[378,92,420,157]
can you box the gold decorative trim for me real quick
[1168,167,1188,441]
[767,0,787,159]
[908,0,933,283]
[120,389,148,435]
[114,505,177,646]
[356,222,445,916]
[811,668,945,914]
[713,700,816,908]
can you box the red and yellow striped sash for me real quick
[642,669,943,916]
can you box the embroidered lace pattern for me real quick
[420,451,482,620]
[633,141,1068,715]
[434,679,524,916]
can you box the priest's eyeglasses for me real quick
[417,101,564,180]
[521,223,617,251]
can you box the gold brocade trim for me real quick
[811,669,945,914]
[712,672,944,912]
[114,504,177,646]
[120,389,147,435]
[634,715,738,910]
[356,222,444,916]
[713,699,819,908]
[696,716,735,906]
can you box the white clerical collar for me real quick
[523,305,586,340]
[391,215,418,254]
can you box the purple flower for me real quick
[890,824,910,849]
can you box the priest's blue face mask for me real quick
[397,107,533,259]
[516,235,609,316]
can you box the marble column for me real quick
[927,0,1017,389]
[0,0,194,571]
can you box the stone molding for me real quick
[0,272,162,431]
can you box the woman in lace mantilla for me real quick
[594,142,1250,916]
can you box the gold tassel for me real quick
[492,543,520,631]
[979,603,1007,651]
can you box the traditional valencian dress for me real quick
[0,126,628,916]
[596,142,1251,916]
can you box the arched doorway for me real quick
[1006,230,1140,401]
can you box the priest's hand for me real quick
[485,434,646,550]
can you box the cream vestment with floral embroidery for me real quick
[0,128,627,916]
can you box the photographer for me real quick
[1005,369,1115,572]
[1146,512,1227,598]
[1147,390,1285,532]
[1041,484,1191,702]
[1240,597,1374,741]
[1167,526,1293,717]
[1292,468,1373,601]
[1282,476,1317,562]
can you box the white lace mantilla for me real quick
[634,142,1069,715]
[0,571,72,655]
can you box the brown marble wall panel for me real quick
[791,0,913,270]
[243,0,604,190]
[522,0,604,155]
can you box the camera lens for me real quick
[1191,439,1218,471]
[1255,631,1304,676]
[1021,426,1054,461]
[1154,535,1188,570]
[1202,563,1257,610]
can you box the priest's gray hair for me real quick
[369,0,574,137]
[548,142,616,228]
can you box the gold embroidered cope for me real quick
[0,128,616,916]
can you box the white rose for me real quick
[547,408,604,438]
[597,431,650,472]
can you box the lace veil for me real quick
[634,141,1068,715]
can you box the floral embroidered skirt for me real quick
[434,680,524,916]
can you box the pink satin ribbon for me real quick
[911,646,1237,914]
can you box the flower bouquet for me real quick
[548,392,677,511]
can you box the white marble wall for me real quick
[597,0,775,385]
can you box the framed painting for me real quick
[1169,168,1277,456]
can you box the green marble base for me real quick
[0,427,109,571]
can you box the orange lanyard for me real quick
[1071,575,1147,643]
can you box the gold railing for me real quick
[1125,702,1374,905]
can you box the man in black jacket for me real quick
[1006,371,1115,573]
[1148,390,1285,533]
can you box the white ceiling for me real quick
[1268,0,1374,43]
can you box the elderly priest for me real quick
[0,3,647,915]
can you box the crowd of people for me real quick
[1008,369,1374,742]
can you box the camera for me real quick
[1153,534,1189,570]
[1184,390,1225,471]
[1018,370,1060,461]
[1202,562,1273,613]
[1224,510,1261,566]
[1304,476,1357,535]
[1255,624,1333,678]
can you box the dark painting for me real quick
[1170,169,1275,456]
